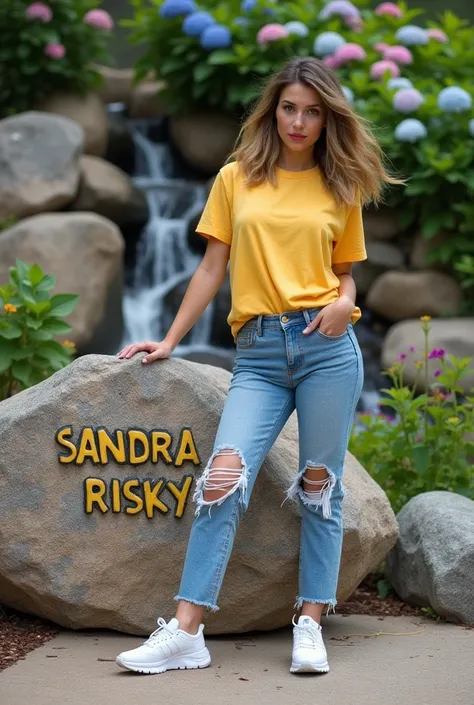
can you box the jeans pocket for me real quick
[314,327,348,341]
[236,329,257,349]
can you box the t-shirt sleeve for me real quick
[195,169,233,246]
[332,202,367,264]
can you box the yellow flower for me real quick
[447,416,460,425]
[63,340,75,348]
[3,303,17,313]
[415,360,424,368]
[420,315,432,322]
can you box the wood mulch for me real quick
[0,573,425,672]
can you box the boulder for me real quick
[410,231,448,270]
[366,271,462,321]
[169,113,239,175]
[352,241,404,296]
[363,208,402,241]
[70,156,148,230]
[97,66,134,106]
[37,92,108,157]
[0,355,398,635]
[0,111,82,220]
[386,492,474,624]
[0,213,124,353]
[382,318,474,392]
[129,81,167,119]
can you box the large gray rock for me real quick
[386,492,474,624]
[366,271,462,321]
[169,113,239,175]
[0,355,398,635]
[352,241,404,296]
[382,318,474,392]
[0,111,82,219]
[0,213,124,352]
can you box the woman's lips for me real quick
[288,134,306,141]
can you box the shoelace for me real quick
[143,618,175,647]
[293,619,323,649]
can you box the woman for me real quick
[115,56,398,676]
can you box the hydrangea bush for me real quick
[127,0,474,274]
[0,1,114,118]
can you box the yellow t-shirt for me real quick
[196,161,367,340]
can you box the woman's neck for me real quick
[276,146,316,172]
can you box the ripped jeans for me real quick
[175,307,363,613]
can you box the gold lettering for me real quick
[111,478,121,512]
[167,476,194,518]
[174,429,200,467]
[128,430,149,465]
[56,426,77,463]
[143,480,169,518]
[76,427,100,465]
[123,479,143,514]
[84,478,108,514]
[151,431,172,464]
[97,429,126,464]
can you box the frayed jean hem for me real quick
[174,595,219,613]
[295,596,337,616]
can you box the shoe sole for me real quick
[116,647,211,674]
[290,661,330,674]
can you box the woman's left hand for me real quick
[303,296,355,337]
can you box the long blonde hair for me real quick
[229,56,401,205]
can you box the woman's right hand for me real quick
[117,340,174,364]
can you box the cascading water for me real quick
[121,119,222,357]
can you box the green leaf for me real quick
[48,294,79,318]
[0,340,15,374]
[39,318,72,335]
[412,445,430,477]
[36,274,56,292]
[207,50,237,66]
[28,264,44,287]
[376,578,393,600]
[11,346,34,361]
[11,360,31,387]
[193,63,214,82]
[0,325,22,339]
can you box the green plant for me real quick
[126,1,474,272]
[0,260,79,400]
[349,316,474,513]
[0,1,114,118]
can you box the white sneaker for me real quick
[290,615,330,673]
[116,617,211,674]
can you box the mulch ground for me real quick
[0,573,427,672]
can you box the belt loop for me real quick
[303,309,311,327]
[257,315,263,337]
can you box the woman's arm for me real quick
[302,262,356,336]
[333,263,356,312]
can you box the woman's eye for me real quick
[308,109,319,116]
[283,105,293,112]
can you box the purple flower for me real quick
[335,42,366,64]
[83,9,114,30]
[427,28,448,43]
[375,2,403,18]
[434,369,442,377]
[200,24,232,50]
[257,23,289,45]
[384,45,413,65]
[370,60,400,81]
[393,87,424,113]
[428,348,446,359]
[44,42,66,59]
[320,1,360,20]
[409,346,416,352]
[25,2,52,22]
[398,353,407,361]
[182,11,215,37]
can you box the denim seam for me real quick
[337,327,362,472]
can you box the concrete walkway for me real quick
[1,615,473,705]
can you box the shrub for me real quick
[349,316,474,513]
[126,0,474,273]
[0,1,114,118]
[0,260,78,400]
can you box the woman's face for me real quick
[275,82,326,154]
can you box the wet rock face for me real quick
[0,355,398,635]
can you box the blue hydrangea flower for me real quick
[437,86,472,113]
[182,11,215,36]
[395,25,428,46]
[394,119,427,143]
[342,86,354,104]
[387,77,413,91]
[469,119,474,138]
[285,21,309,37]
[241,0,257,10]
[159,0,196,19]
[200,24,232,50]
[313,32,346,57]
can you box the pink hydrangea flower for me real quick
[426,28,448,43]
[25,2,52,22]
[83,9,114,30]
[335,42,366,64]
[384,45,413,65]
[257,23,289,45]
[323,55,341,69]
[44,42,66,59]
[374,42,389,54]
[393,88,424,113]
[375,2,403,18]
[370,59,400,81]
[345,16,364,32]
